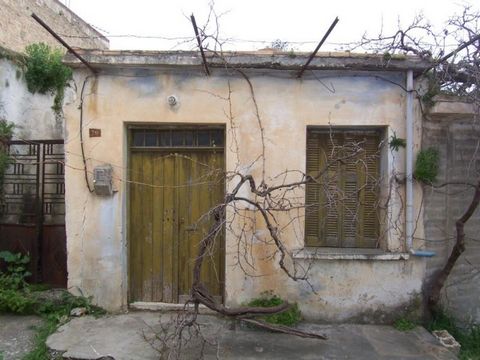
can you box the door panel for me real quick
[177,152,224,300]
[129,147,224,303]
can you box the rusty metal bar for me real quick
[31,13,97,74]
[297,17,339,78]
[190,14,210,76]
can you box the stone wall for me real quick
[423,98,480,326]
[0,0,108,54]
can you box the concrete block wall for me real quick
[423,109,480,326]
[0,0,108,54]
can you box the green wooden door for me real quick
[129,130,225,303]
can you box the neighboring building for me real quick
[0,0,109,140]
[423,97,480,326]
[62,50,436,322]
[0,0,108,53]
[0,0,108,286]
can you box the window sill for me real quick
[293,247,410,261]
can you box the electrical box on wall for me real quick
[93,165,113,196]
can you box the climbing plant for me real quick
[24,43,72,114]
[414,148,439,184]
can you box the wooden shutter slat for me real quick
[305,134,321,245]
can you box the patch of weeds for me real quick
[0,251,34,314]
[247,292,302,327]
[23,318,59,360]
[394,317,417,331]
[414,148,439,184]
[389,132,406,151]
[24,43,72,115]
[0,251,105,359]
[0,288,36,314]
[24,291,105,360]
[428,310,480,360]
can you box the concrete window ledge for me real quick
[293,247,410,261]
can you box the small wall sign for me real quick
[89,128,102,137]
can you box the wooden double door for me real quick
[128,128,225,303]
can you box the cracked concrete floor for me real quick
[0,315,43,360]
[45,311,458,360]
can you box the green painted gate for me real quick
[128,128,225,303]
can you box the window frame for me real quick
[304,126,386,249]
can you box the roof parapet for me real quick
[63,50,432,74]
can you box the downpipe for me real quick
[405,69,436,258]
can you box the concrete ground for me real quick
[0,315,43,360]
[45,311,458,360]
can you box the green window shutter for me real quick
[305,133,321,245]
[305,130,380,248]
[360,134,380,247]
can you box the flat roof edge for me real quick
[63,50,431,73]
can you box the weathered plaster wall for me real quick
[63,67,427,321]
[0,58,61,140]
[0,0,108,54]
[423,100,480,326]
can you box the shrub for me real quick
[0,251,34,314]
[0,251,30,289]
[414,148,439,184]
[24,43,72,112]
[0,289,35,314]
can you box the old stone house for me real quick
[61,49,448,322]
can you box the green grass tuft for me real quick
[394,318,417,331]
[248,293,302,327]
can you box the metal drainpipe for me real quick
[406,69,414,253]
[406,69,436,258]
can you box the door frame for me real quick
[126,124,226,304]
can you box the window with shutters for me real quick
[305,128,382,248]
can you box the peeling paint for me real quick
[64,66,427,321]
